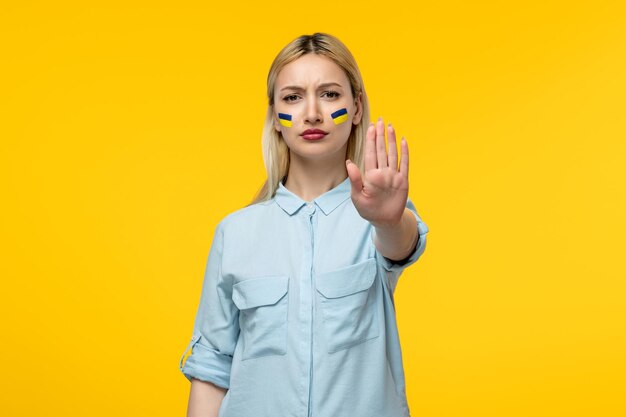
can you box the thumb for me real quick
[345,159,363,198]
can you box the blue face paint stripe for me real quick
[331,108,348,119]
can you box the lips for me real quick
[301,129,328,140]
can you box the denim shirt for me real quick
[179,176,429,417]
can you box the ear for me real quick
[352,92,363,125]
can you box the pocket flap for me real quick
[232,275,289,310]
[315,258,377,298]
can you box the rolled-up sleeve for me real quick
[179,222,239,389]
[371,196,429,274]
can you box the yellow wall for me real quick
[2,1,624,416]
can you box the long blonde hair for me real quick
[248,32,371,206]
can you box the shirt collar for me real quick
[274,176,352,216]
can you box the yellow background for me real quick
[2,1,625,416]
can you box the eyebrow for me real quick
[280,82,344,92]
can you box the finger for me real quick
[399,136,409,178]
[376,117,388,168]
[346,159,363,195]
[364,122,377,171]
[387,123,398,170]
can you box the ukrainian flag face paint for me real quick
[331,108,348,125]
[278,113,293,128]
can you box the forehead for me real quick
[276,54,350,88]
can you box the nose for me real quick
[303,96,323,125]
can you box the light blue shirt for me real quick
[179,176,429,417]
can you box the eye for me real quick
[283,94,300,102]
[322,91,340,99]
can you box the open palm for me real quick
[346,117,410,229]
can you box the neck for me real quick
[283,152,349,202]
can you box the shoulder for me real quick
[216,199,276,232]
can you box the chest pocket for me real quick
[232,275,289,361]
[315,257,379,353]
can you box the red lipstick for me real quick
[301,129,328,140]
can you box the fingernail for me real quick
[378,116,382,122]
[388,123,392,127]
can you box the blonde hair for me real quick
[248,32,371,206]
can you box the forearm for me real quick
[372,208,419,262]
[187,378,227,417]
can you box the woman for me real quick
[180,32,429,417]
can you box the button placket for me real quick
[304,201,316,417]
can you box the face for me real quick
[272,53,363,163]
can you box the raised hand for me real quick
[345,117,410,229]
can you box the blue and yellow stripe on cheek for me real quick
[278,113,292,127]
[331,108,348,125]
